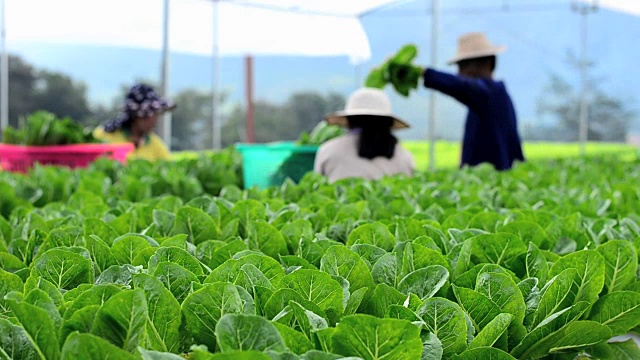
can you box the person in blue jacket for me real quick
[423,32,525,170]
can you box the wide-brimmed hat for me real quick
[447,32,506,65]
[325,88,409,130]
[104,84,176,132]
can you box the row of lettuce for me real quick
[0,151,243,219]
[1,156,640,359]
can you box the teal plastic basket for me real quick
[236,142,319,189]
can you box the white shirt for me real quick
[314,133,415,183]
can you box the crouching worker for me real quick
[94,84,175,162]
[314,88,415,183]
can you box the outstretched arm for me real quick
[423,68,490,110]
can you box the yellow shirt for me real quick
[93,127,171,162]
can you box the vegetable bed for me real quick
[1,156,640,360]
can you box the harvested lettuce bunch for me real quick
[298,121,345,146]
[365,44,423,97]
[2,111,97,146]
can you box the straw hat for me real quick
[447,32,506,65]
[325,88,409,130]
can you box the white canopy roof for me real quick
[6,1,638,64]
[5,0,405,64]
[583,0,640,16]
[218,0,405,17]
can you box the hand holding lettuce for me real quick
[365,44,423,97]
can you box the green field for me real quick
[175,141,638,171]
[403,141,638,170]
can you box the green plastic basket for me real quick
[236,142,319,189]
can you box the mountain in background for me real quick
[7,0,640,140]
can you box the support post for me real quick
[0,0,8,131]
[159,0,172,149]
[245,55,255,143]
[212,0,222,149]
[572,1,598,155]
[428,0,439,170]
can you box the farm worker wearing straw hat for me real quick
[423,32,525,171]
[93,84,175,162]
[314,87,415,183]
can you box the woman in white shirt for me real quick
[314,88,415,183]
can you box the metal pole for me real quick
[428,0,439,170]
[212,0,221,149]
[0,0,8,131]
[160,0,172,149]
[245,55,255,143]
[578,10,588,155]
[572,1,597,155]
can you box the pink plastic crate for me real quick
[0,143,134,173]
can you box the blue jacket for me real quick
[423,68,525,170]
